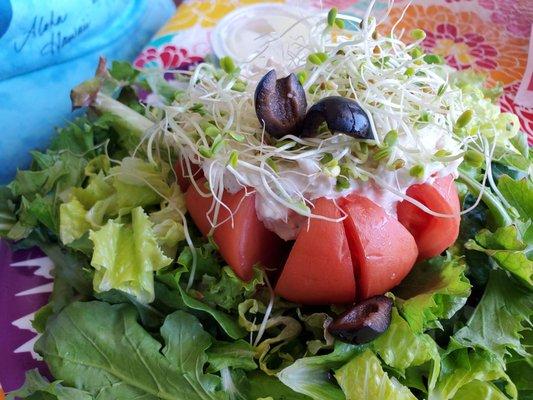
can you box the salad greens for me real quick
[2,21,533,400]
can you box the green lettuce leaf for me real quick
[297,311,334,355]
[201,266,264,311]
[429,348,516,400]
[148,183,186,256]
[71,171,114,209]
[454,270,533,362]
[59,158,183,251]
[0,116,118,242]
[452,381,511,400]
[7,369,92,400]
[59,172,117,244]
[450,70,503,102]
[175,283,247,339]
[372,308,441,390]
[7,152,86,240]
[497,175,533,221]
[207,340,257,372]
[34,241,94,314]
[395,257,471,332]
[156,247,248,340]
[89,207,172,303]
[506,343,533,400]
[59,198,92,244]
[35,301,226,400]
[238,298,302,375]
[48,117,99,155]
[236,371,312,400]
[0,186,16,236]
[277,343,361,400]
[335,349,417,400]
[109,60,140,83]
[25,194,59,235]
[465,226,533,287]
[110,157,172,212]
[9,151,86,200]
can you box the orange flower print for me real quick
[380,5,529,86]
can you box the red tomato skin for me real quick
[185,179,285,281]
[274,198,356,305]
[174,160,203,193]
[397,175,460,260]
[340,194,418,300]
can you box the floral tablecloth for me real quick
[1,0,532,393]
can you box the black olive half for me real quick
[302,96,373,139]
[254,70,308,139]
[327,295,392,344]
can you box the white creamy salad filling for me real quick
[150,6,470,240]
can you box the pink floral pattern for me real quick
[424,23,498,70]
[478,0,532,38]
[134,45,203,70]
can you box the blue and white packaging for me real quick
[0,0,175,182]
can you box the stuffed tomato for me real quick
[184,176,460,304]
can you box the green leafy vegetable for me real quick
[35,301,226,400]
[335,349,417,400]
[277,343,361,400]
[429,348,516,400]
[159,245,249,339]
[238,298,302,374]
[90,207,172,303]
[207,340,257,372]
[395,257,471,332]
[372,308,441,390]
[452,380,511,400]
[59,198,92,244]
[109,60,140,83]
[201,266,264,311]
[0,186,16,236]
[465,226,533,287]
[454,270,533,362]
[7,369,92,400]
[244,371,313,400]
[497,175,533,221]
[506,344,533,400]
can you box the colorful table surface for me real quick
[1,0,532,393]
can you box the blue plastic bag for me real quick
[0,0,175,182]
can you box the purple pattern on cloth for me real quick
[0,240,51,392]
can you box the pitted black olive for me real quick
[254,70,308,138]
[302,96,373,139]
[327,295,392,344]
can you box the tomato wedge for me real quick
[185,179,284,281]
[340,194,418,300]
[275,198,356,305]
[397,175,460,260]
[174,160,202,192]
